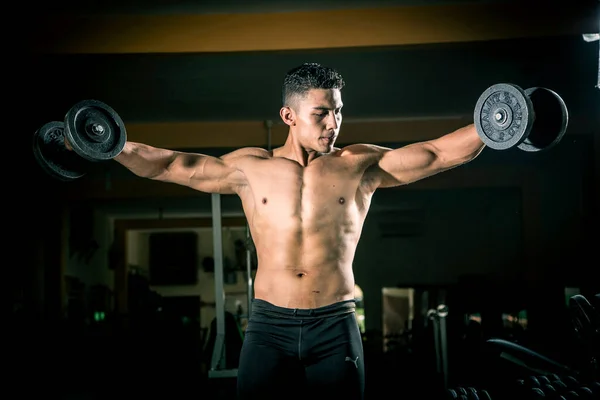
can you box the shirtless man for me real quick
[111,63,485,399]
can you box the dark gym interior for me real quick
[10,0,600,399]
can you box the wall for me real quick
[127,226,252,331]
[354,186,523,331]
[63,208,115,316]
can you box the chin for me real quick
[319,144,333,153]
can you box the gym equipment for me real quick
[208,193,235,378]
[64,99,127,162]
[208,193,255,379]
[203,311,244,370]
[428,303,450,389]
[568,294,600,375]
[512,374,600,399]
[32,121,88,181]
[32,99,127,180]
[474,83,568,152]
[451,304,600,400]
[485,337,574,377]
[447,386,492,399]
[569,294,600,344]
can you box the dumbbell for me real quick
[32,99,127,181]
[447,386,492,400]
[474,83,569,152]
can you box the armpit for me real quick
[360,163,385,192]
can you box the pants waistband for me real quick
[251,298,356,319]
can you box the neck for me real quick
[278,132,322,167]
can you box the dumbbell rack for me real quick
[445,373,600,399]
[442,292,600,399]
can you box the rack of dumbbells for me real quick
[446,373,600,399]
[442,293,599,399]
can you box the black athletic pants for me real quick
[237,298,365,400]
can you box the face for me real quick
[280,88,343,153]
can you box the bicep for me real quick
[371,142,444,188]
[364,125,483,189]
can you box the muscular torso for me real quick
[234,146,379,309]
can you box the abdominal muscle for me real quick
[253,256,355,310]
[249,207,362,310]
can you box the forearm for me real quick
[430,124,485,168]
[114,141,176,179]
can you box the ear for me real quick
[279,106,295,127]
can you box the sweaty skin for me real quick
[113,88,485,309]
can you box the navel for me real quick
[338,197,345,204]
[262,197,267,204]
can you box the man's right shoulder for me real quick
[221,147,272,161]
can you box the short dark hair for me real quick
[282,62,345,107]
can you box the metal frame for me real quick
[208,193,255,379]
[208,193,238,378]
[428,304,449,389]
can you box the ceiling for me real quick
[19,0,598,126]
[33,0,507,16]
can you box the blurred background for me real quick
[9,0,600,398]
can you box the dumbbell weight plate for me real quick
[32,121,88,181]
[474,83,534,150]
[517,87,569,152]
[64,99,127,162]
